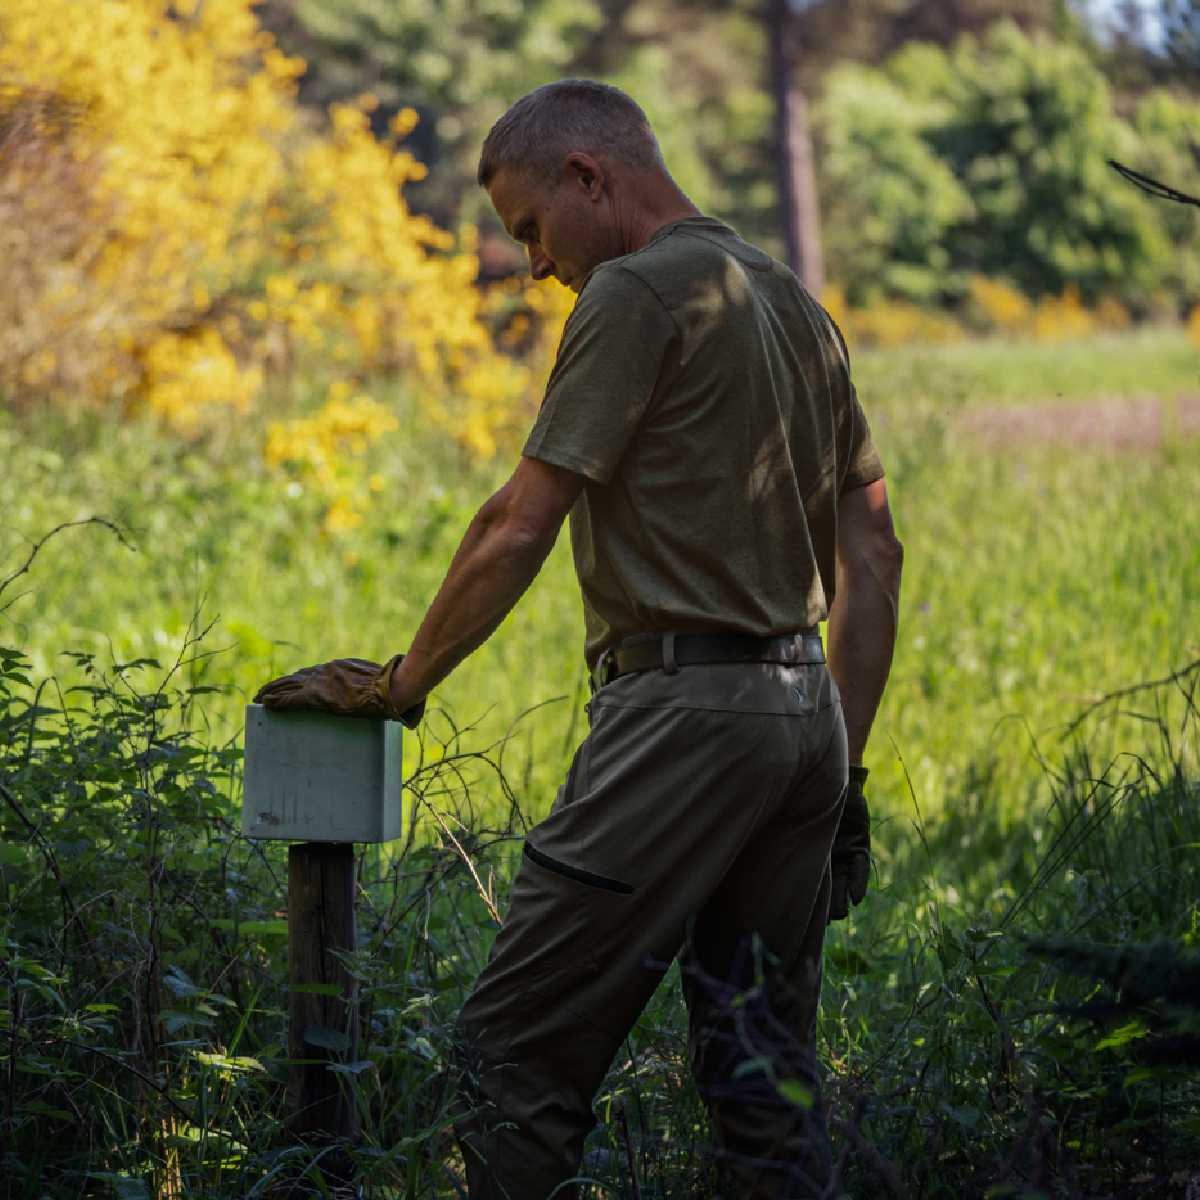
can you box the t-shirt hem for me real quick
[522,441,612,485]
[840,464,886,494]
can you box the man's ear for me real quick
[566,152,605,200]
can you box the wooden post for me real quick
[242,704,405,1184]
[287,841,360,1145]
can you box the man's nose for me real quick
[528,245,555,281]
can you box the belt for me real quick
[591,629,823,691]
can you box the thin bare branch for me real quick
[1060,656,1200,740]
[0,517,134,606]
[1108,159,1200,208]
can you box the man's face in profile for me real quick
[487,157,620,293]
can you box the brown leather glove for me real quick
[828,765,871,923]
[253,654,425,728]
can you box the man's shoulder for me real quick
[607,218,794,310]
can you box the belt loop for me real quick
[594,646,616,691]
[662,632,678,675]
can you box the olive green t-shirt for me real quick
[522,216,884,671]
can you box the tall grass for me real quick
[2,328,1198,1196]
[1,595,1196,1197]
[2,330,1197,823]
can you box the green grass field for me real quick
[4,327,1196,823]
[2,327,1198,1196]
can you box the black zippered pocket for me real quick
[523,842,634,895]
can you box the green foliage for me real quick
[818,64,973,304]
[0,633,529,1194]
[820,22,1200,308]
[821,721,1200,1198]
[2,622,1197,1193]
[1129,89,1200,300]
[1030,937,1200,1066]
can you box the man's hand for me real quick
[828,765,871,922]
[253,655,425,728]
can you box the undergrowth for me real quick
[2,602,1197,1198]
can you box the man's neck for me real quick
[612,174,703,256]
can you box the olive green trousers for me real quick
[454,652,847,1199]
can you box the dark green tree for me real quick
[819,22,1196,308]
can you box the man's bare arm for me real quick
[386,456,585,715]
[825,478,903,765]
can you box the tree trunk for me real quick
[770,0,825,297]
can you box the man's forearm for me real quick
[387,502,554,714]
[826,558,901,766]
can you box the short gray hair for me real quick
[477,80,662,188]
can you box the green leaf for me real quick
[407,1035,436,1061]
[236,919,289,938]
[194,1051,265,1073]
[161,1009,211,1034]
[0,841,29,866]
[162,966,201,999]
[825,944,873,976]
[290,983,343,996]
[86,1172,149,1199]
[303,1025,351,1053]
[1095,1018,1149,1051]
[942,1103,982,1129]
[328,1060,375,1075]
[1123,1066,1160,1088]
[776,1079,814,1109]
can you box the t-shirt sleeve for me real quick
[842,381,885,492]
[825,311,885,493]
[522,264,677,485]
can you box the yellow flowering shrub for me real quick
[967,276,1032,335]
[826,280,1138,349]
[1030,286,1094,342]
[264,384,399,534]
[139,329,264,434]
[823,285,962,349]
[0,0,301,414]
[0,0,570,493]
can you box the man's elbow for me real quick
[479,498,560,565]
[503,516,558,561]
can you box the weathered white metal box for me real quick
[242,704,404,842]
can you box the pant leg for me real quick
[455,662,836,1199]
[683,665,848,1199]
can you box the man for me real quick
[256,80,902,1198]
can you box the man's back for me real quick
[523,216,883,667]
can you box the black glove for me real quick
[828,765,871,923]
